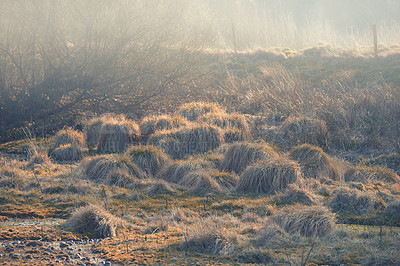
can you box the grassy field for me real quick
[1,49,400,265]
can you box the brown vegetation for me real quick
[272,205,336,237]
[236,158,302,194]
[220,141,278,174]
[125,145,171,177]
[289,144,339,180]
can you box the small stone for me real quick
[67,251,74,256]
[104,262,111,266]
[25,254,33,259]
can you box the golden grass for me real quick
[272,204,336,237]
[236,158,302,194]
[289,144,339,181]
[177,101,225,121]
[63,204,125,238]
[125,145,171,177]
[220,141,278,174]
[52,127,85,150]
[149,124,224,159]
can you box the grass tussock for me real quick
[0,166,24,190]
[211,171,239,191]
[344,165,400,184]
[279,116,328,146]
[97,116,140,153]
[179,170,222,194]
[27,145,51,168]
[77,154,146,183]
[384,200,400,224]
[275,184,322,205]
[236,158,302,194]
[149,124,224,159]
[328,187,384,215]
[139,115,191,139]
[272,205,336,238]
[158,159,213,184]
[146,180,176,196]
[125,145,171,177]
[184,217,235,255]
[52,144,84,162]
[199,112,251,136]
[223,128,249,143]
[52,127,85,150]
[63,204,125,238]
[289,144,339,180]
[220,141,278,174]
[177,101,225,121]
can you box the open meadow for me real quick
[1,1,400,265]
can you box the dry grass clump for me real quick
[177,101,225,121]
[223,128,248,143]
[52,127,85,150]
[158,159,212,184]
[220,141,279,174]
[383,200,400,223]
[27,145,51,168]
[256,222,290,246]
[52,144,84,161]
[105,169,139,188]
[184,217,236,255]
[139,115,191,139]
[77,154,146,183]
[149,124,224,159]
[97,116,140,153]
[275,185,322,205]
[289,144,339,181]
[63,204,125,238]
[328,187,384,215]
[236,158,302,194]
[211,171,239,191]
[279,116,328,147]
[146,180,176,196]
[344,165,400,184]
[125,145,171,177]
[0,166,24,190]
[272,205,336,238]
[199,112,251,135]
[179,170,222,194]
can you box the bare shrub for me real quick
[344,165,400,184]
[275,184,322,205]
[125,145,171,177]
[177,102,225,121]
[236,158,302,194]
[52,127,85,150]
[220,141,278,174]
[149,124,224,159]
[184,217,236,255]
[272,205,336,237]
[289,144,339,181]
[97,116,140,153]
[52,144,84,162]
[159,159,213,184]
[63,204,125,238]
[279,116,328,147]
[328,187,384,215]
[179,170,222,194]
[77,154,146,183]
